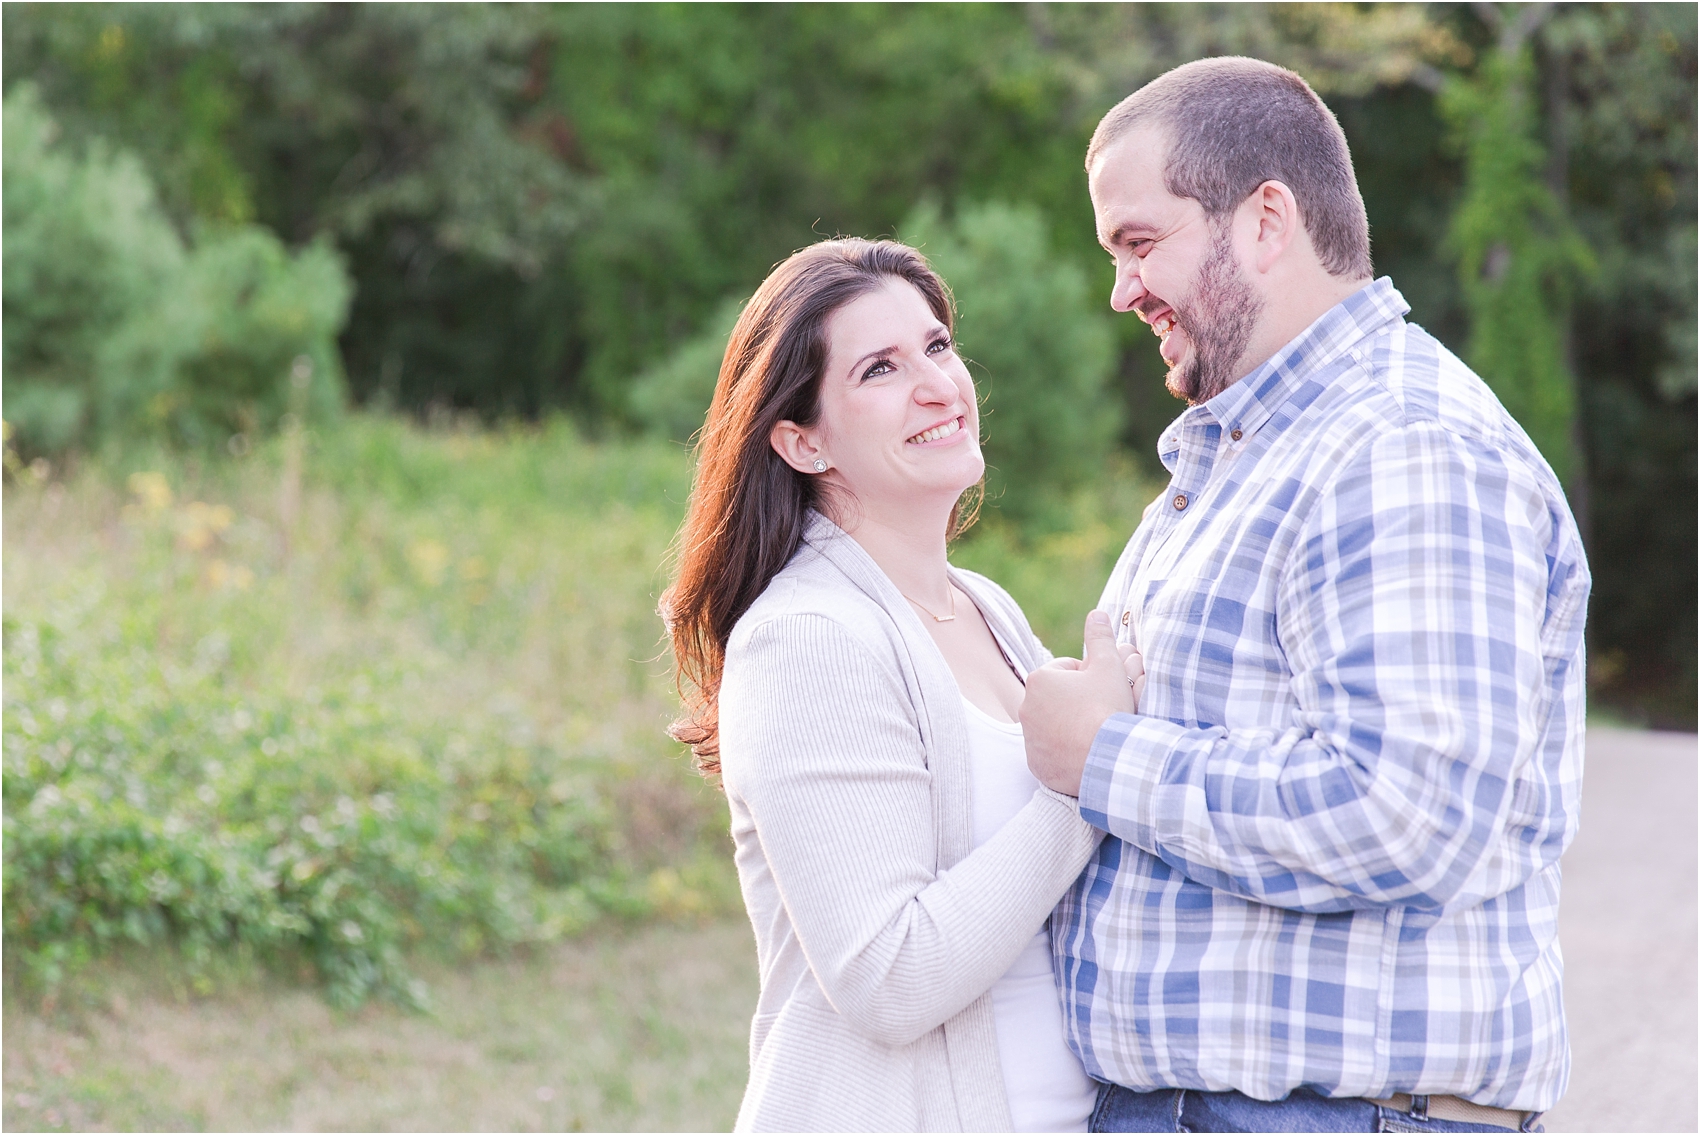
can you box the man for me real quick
[1022,57,1589,1134]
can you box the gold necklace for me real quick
[902,586,957,623]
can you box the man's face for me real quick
[1089,126,1264,404]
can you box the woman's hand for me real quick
[1021,610,1139,796]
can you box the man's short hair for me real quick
[1087,57,1372,279]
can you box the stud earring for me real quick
[812,459,827,473]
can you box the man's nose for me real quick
[1110,261,1148,314]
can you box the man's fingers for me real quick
[1123,648,1144,683]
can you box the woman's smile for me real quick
[787,275,984,519]
[905,415,966,446]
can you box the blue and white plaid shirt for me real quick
[1053,278,1589,1112]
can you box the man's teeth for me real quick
[1152,313,1177,337]
[907,417,962,445]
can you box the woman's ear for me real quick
[770,420,827,474]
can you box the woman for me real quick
[663,239,1132,1132]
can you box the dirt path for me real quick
[1542,728,1698,1133]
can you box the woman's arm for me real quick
[720,612,1100,1048]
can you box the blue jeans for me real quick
[1088,1084,1545,1133]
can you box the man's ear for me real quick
[770,419,827,474]
[1248,180,1301,274]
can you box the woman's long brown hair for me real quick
[661,238,975,777]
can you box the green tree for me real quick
[1537,2,1697,722]
[2,84,183,450]
[902,201,1117,530]
[1440,8,1591,486]
[2,85,351,453]
[4,2,1692,723]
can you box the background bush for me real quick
[3,416,740,1007]
[902,201,1118,530]
[627,297,745,444]
[2,85,351,456]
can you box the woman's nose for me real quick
[914,359,957,402]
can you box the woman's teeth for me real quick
[906,417,962,445]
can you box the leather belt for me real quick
[1371,1092,1534,1130]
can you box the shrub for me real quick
[3,415,732,1008]
[2,85,352,456]
[627,296,745,441]
[903,201,1119,531]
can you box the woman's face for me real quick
[783,277,983,523]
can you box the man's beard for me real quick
[1159,226,1264,405]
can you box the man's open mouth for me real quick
[1150,310,1178,347]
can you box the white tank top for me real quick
[961,696,1098,1133]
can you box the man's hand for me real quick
[1021,610,1141,796]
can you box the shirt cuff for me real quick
[1077,712,1191,849]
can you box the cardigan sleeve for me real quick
[719,612,1101,1048]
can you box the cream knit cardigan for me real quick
[718,512,1104,1133]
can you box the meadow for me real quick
[3,412,1154,1130]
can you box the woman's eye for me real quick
[861,358,894,381]
[927,338,952,355]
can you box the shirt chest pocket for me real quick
[1136,575,1292,726]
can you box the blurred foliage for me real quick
[3,85,350,454]
[2,413,1143,1005]
[951,452,1160,651]
[627,296,745,445]
[902,201,1118,529]
[1532,4,1697,724]
[3,415,740,1007]
[1,4,1691,709]
[1441,30,1591,485]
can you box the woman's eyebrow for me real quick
[843,325,949,378]
[845,345,897,378]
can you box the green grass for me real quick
[3,918,759,1132]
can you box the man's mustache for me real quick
[1134,294,1170,321]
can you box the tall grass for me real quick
[4,416,735,1007]
[3,414,1155,1007]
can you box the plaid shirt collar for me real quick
[1156,277,1410,474]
